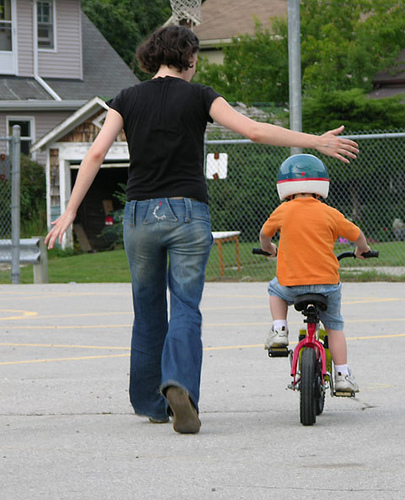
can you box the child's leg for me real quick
[270,295,288,320]
[326,327,359,392]
[266,278,291,349]
[265,295,289,348]
[325,327,347,365]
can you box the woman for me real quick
[45,25,358,434]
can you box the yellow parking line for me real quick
[0,353,129,365]
[0,311,132,321]
[0,342,129,350]
[0,297,403,322]
[0,309,38,320]
[1,317,405,331]
[0,324,132,330]
[1,332,404,366]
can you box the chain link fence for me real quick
[0,127,21,283]
[204,129,405,280]
[1,124,404,282]
[0,137,12,240]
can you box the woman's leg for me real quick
[124,200,169,420]
[160,199,213,414]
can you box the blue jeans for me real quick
[123,198,213,420]
[268,278,344,330]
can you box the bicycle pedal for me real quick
[334,390,356,398]
[268,346,289,358]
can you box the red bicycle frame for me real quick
[290,320,327,386]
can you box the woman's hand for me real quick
[44,108,124,250]
[44,208,77,249]
[317,126,359,164]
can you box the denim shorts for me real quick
[268,278,344,330]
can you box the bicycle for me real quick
[252,248,379,426]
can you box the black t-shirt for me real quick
[108,77,221,203]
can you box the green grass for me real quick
[1,240,404,284]
[0,249,131,284]
[206,240,405,281]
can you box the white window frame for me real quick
[0,0,18,74]
[36,0,56,52]
[6,116,36,159]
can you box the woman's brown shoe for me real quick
[165,386,201,434]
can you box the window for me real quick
[0,0,12,51]
[37,1,54,49]
[7,118,35,157]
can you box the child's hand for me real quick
[355,245,371,259]
[263,242,278,257]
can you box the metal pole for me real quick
[288,0,302,155]
[11,125,21,284]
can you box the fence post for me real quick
[288,0,303,156]
[11,125,21,284]
[33,237,49,284]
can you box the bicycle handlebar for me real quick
[252,248,272,256]
[337,250,379,260]
[252,248,379,260]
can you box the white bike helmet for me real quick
[277,154,329,201]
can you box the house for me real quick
[31,96,130,250]
[0,0,138,249]
[194,0,287,63]
[368,49,405,101]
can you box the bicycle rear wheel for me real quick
[315,357,325,416]
[300,348,317,425]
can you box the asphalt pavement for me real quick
[1,281,404,499]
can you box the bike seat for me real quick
[294,293,328,312]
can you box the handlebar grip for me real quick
[337,250,379,261]
[252,248,271,256]
[361,250,379,258]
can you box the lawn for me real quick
[0,240,404,284]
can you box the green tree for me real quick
[197,20,289,104]
[300,0,405,93]
[196,0,405,103]
[20,155,47,236]
[81,0,171,79]
[302,89,405,132]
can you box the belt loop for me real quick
[184,197,192,223]
[132,200,137,226]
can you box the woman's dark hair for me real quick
[136,26,199,74]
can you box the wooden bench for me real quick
[212,231,241,277]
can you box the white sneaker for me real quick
[335,370,359,393]
[264,326,289,349]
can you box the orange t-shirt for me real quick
[261,197,360,286]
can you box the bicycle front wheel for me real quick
[300,348,317,425]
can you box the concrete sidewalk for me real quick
[1,282,404,499]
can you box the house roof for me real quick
[43,13,138,101]
[31,96,108,151]
[0,12,138,107]
[194,0,287,46]
[368,49,405,100]
[0,77,53,101]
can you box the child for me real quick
[259,154,370,392]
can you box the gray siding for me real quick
[38,1,82,79]
[30,110,73,165]
[0,110,72,165]
[16,0,34,76]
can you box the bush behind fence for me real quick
[204,129,405,280]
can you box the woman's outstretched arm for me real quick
[209,97,359,164]
[45,109,124,249]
